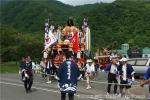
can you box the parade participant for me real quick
[77,60,85,80]
[85,59,95,89]
[141,78,150,87]
[19,57,26,81]
[77,54,86,80]
[57,52,80,100]
[27,56,32,63]
[40,58,46,79]
[140,76,150,100]
[140,63,150,99]
[46,58,53,84]
[31,61,36,74]
[24,56,33,93]
[104,58,119,95]
[94,59,100,76]
[119,57,135,97]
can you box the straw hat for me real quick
[120,57,128,62]
[87,59,92,63]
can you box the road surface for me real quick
[0,73,148,100]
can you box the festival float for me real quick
[95,48,111,69]
[43,17,91,68]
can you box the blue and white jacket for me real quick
[118,64,135,80]
[20,62,26,70]
[104,63,119,74]
[144,66,150,80]
[57,60,80,93]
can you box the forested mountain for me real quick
[1,0,150,61]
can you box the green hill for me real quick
[1,0,73,32]
[1,0,150,61]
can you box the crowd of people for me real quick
[39,53,99,85]
[19,54,150,100]
[105,57,135,97]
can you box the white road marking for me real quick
[0,81,99,100]
[0,81,59,93]
[0,80,146,100]
[0,76,146,100]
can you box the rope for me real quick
[87,81,141,87]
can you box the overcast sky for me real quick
[57,0,116,6]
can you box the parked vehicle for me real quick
[128,58,150,78]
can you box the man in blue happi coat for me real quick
[20,56,33,93]
[57,52,80,100]
[118,57,135,97]
[104,57,119,95]
[141,63,150,99]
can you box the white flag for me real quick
[44,30,57,50]
[85,27,91,51]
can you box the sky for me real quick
[57,0,116,6]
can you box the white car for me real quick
[128,58,150,78]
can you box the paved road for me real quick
[0,73,148,100]
[0,73,106,100]
[1,83,96,100]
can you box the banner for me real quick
[44,30,57,50]
[70,32,79,53]
[85,27,91,51]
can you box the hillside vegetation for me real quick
[1,0,150,61]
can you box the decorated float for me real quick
[43,17,91,68]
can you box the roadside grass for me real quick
[0,61,19,73]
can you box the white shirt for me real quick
[86,63,95,73]
[32,62,36,69]
[47,60,52,69]
[122,64,127,81]
[110,64,117,74]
